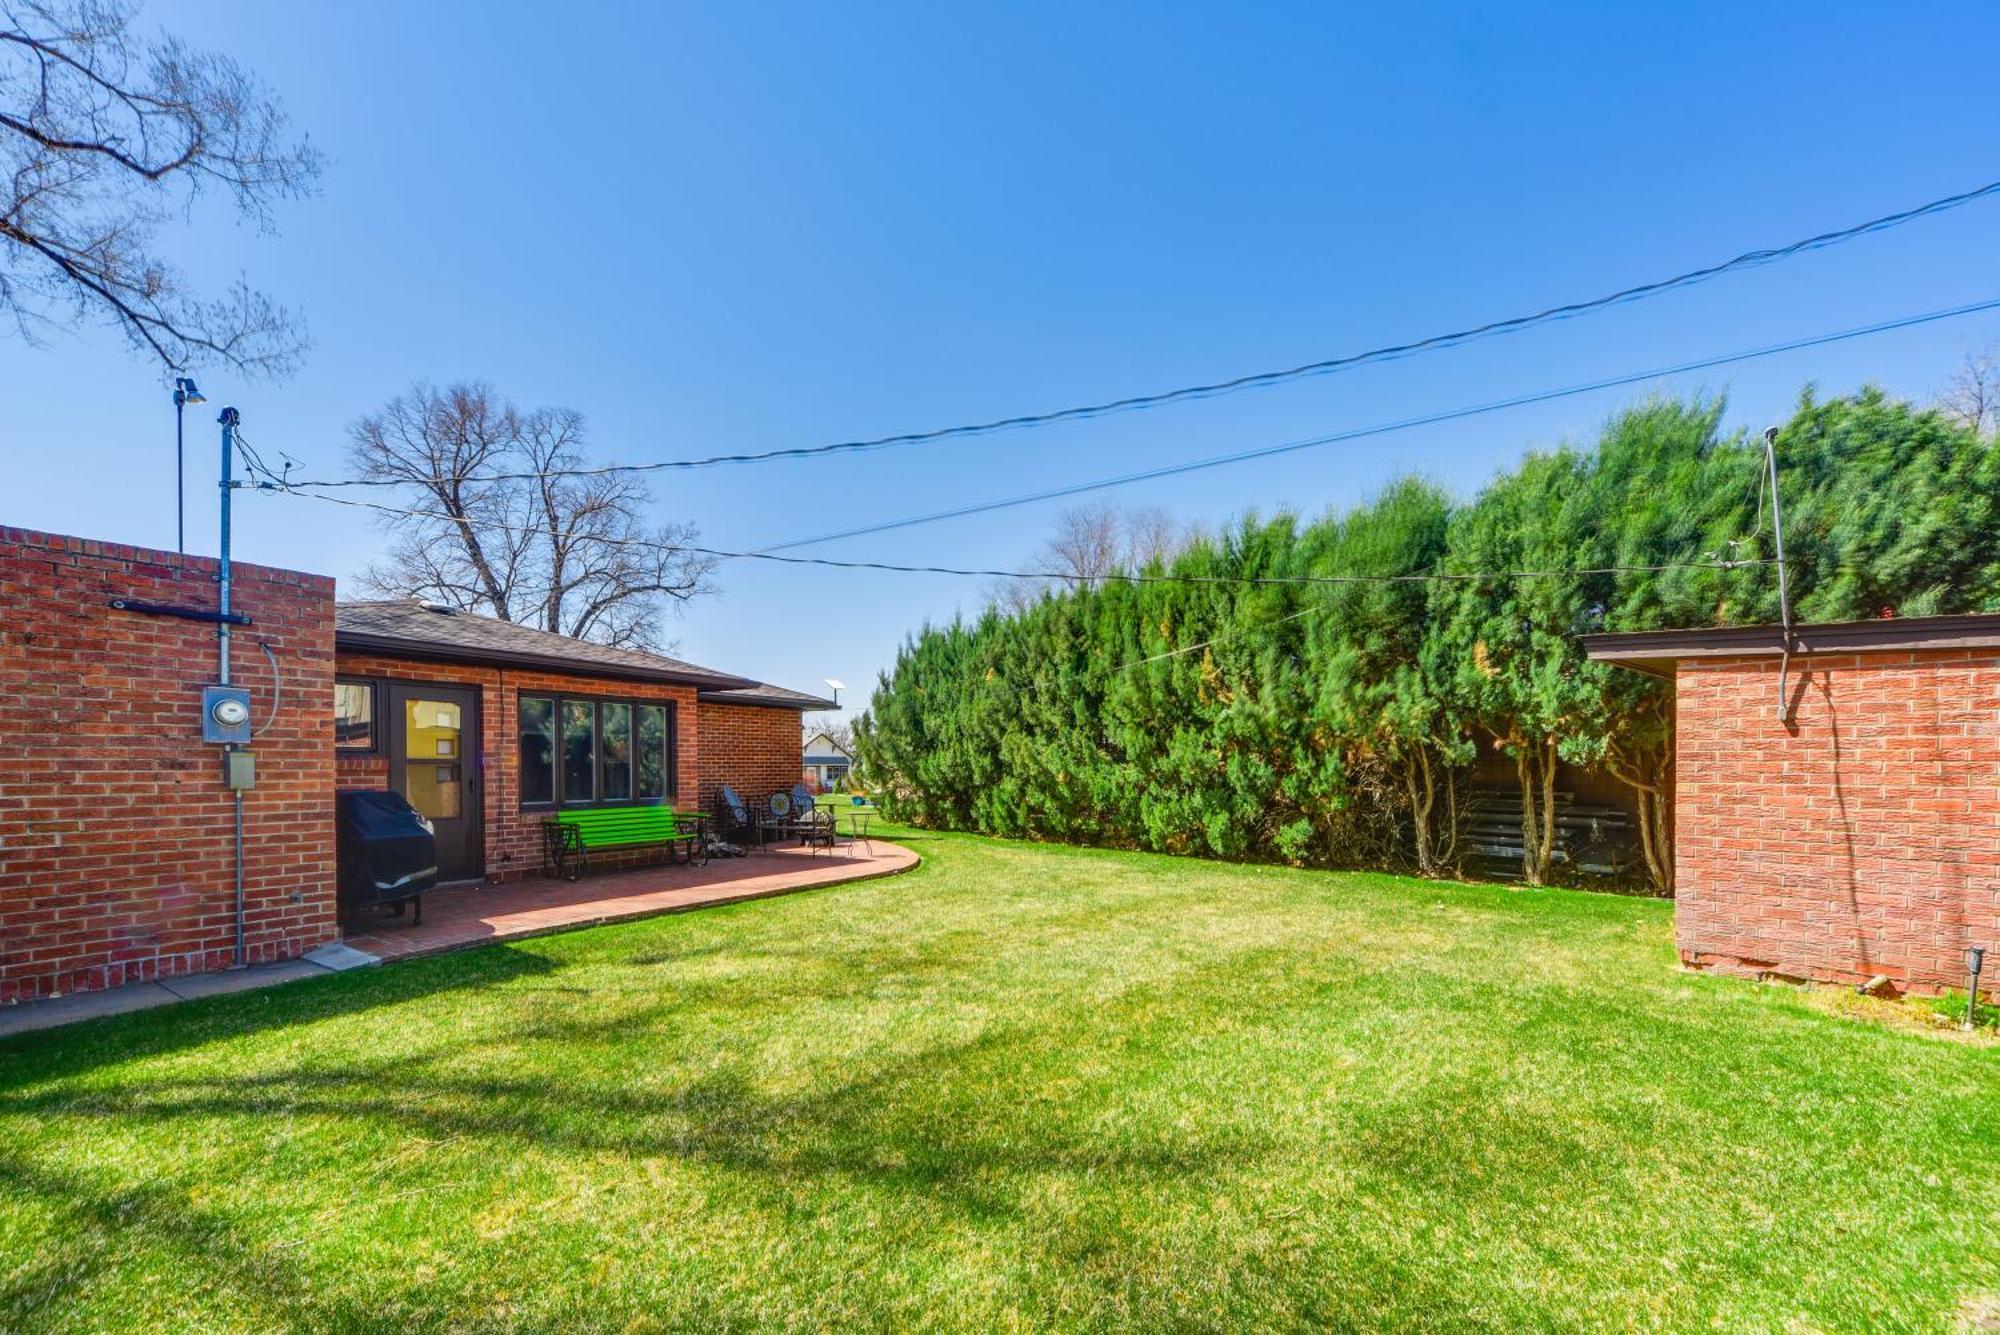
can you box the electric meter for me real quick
[201,685,254,744]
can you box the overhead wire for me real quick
[758,295,2000,551]
[245,473,1769,589]
[275,178,2000,491]
[1114,602,1333,671]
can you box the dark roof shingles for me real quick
[334,600,755,689]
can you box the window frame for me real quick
[635,703,669,801]
[334,677,380,753]
[559,698,597,807]
[517,691,677,810]
[517,694,558,806]
[599,701,633,803]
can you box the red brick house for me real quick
[0,527,830,1004]
[333,600,830,884]
[1584,613,1999,998]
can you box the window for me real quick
[334,680,376,750]
[601,703,632,801]
[522,693,675,808]
[637,705,667,799]
[561,699,596,804]
[518,697,555,804]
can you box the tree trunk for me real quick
[1403,749,1437,876]
[445,504,512,621]
[1514,736,1557,886]
[1515,744,1541,886]
[1606,739,1674,895]
[1438,767,1461,871]
[1536,738,1558,880]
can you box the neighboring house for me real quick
[803,728,854,792]
[1584,612,1999,998]
[0,526,833,1003]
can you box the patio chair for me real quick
[765,789,806,842]
[715,785,764,846]
[790,784,837,850]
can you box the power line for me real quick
[281,177,2000,491]
[249,477,1768,589]
[758,295,2000,551]
[1117,602,1333,670]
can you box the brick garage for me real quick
[2,527,830,1003]
[0,528,337,1003]
[1586,614,2000,997]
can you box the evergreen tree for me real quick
[855,386,1999,895]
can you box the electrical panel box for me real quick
[202,685,253,744]
[224,749,256,791]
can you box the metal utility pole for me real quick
[218,406,239,683]
[218,405,246,967]
[1762,426,1796,723]
[172,378,205,554]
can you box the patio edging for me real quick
[351,844,923,963]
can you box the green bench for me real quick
[541,807,709,880]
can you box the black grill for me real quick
[335,789,438,928]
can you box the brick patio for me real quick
[341,840,919,960]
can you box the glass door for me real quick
[388,683,481,881]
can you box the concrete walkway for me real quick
[0,942,379,1038]
[0,841,917,1039]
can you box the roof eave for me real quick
[335,630,759,691]
[1581,612,2000,673]
[697,688,838,711]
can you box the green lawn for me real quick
[2,830,1995,1332]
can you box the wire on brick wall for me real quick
[254,639,284,737]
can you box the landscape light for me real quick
[1968,946,1986,1031]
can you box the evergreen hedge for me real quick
[856,389,2000,892]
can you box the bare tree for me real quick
[0,0,319,375]
[1044,504,1125,587]
[1940,343,2000,437]
[987,502,1193,612]
[350,382,718,650]
[806,713,855,755]
[1119,505,1191,569]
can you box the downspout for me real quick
[1762,426,1796,724]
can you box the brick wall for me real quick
[1675,649,2000,995]
[335,653,703,880]
[0,528,337,1003]
[698,701,808,811]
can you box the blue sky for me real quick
[7,1,2000,721]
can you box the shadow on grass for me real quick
[0,1017,1270,1331]
[0,943,559,1086]
[0,943,1307,1248]
[9,915,1988,1332]
[2,1017,1264,1215]
[0,1147,422,1332]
